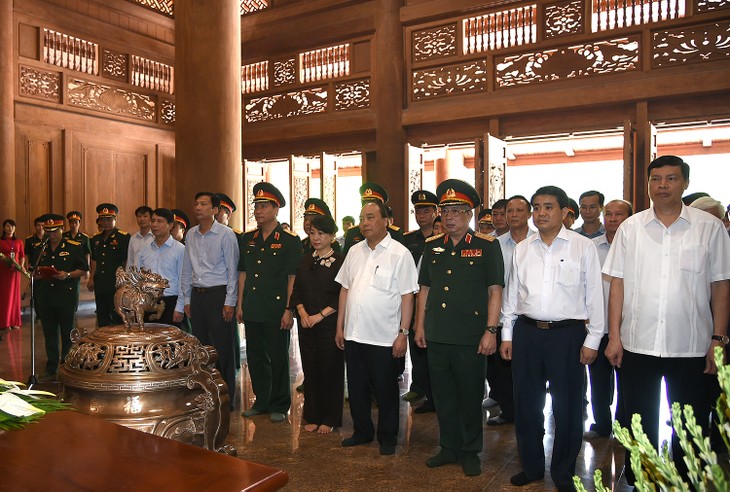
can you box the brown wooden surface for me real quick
[0,410,288,492]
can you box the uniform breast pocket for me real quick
[680,245,707,273]
[371,268,393,291]
[557,260,580,286]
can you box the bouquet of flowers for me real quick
[0,379,69,431]
[0,252,30,279]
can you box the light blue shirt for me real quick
[137,235,185,313]
[181,220,240,306]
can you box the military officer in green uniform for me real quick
[342,182,403,254]
[237,182,302,422]
[301,198,341,254]
[414,179,504,477]
[25,216,45,269]
[34,214,89,379]
[63,211,91,263]
[401,190,439,411]
[88,203,130,327]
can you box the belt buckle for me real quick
[536,321,550,330]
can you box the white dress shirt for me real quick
[603,205,730,357]
[498,228,536,284]
[592,233,611,336]
[137,235,185,313]
[502,226,605,350]
[127,230,154,269]
[335,233,419,347]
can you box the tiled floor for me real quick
[1,310,633,491]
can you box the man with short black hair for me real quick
[63,211,91,265]
[604,155,730,484]
[25,216,45,269]
[501,185,604,491]
[576,191,606,238]
[127,205,154,268]
[490,199,509,237]
[337,216,355,249]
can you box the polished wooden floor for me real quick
[0,304,634,491]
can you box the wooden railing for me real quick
[242,61,270,94]
[43,29,98,75]
[593,0,686,31]
[299,44,351,83]
[463,5,538,54]
[131,55,174,94]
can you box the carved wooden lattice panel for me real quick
[242,60,270,93]
[413,24,458,62]
[241,0,269,15]
[245,88,328,123]
[131,55,174,94]
[592,0,685,32]
[67,78,156,121]
[19,66,61,102]
[102,49,128,82]
[160,99,175,125]
[334,79,370,111]
[299,44,350,83]
[127,0,173,16]
[274,59,296,86]
[463,5,537,54]
[696,0,730,12]
[293,175,309,224]
[412,60,487,101]
[653,21,730,67]
[544,0,584,39]
[496,37,639,88]
[43,29,98,75]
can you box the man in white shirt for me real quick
[604,155,730,484]
[335,201,418,456]
[136,208,185,327]
[575,191,606,238]
[584,199,632,441]
[127,206,154,269]
[501,185,604,491]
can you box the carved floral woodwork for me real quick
[293,176,308,221]
[544,0,584,39]
[496,37,639,87]
[102,49,128,82]
[412,60,487,100]
[67,78,156,121]
[245,88,328,123]
[413,24,457,62]
[334,79,370,111]
[653,21,730,67]
[19,65,61,102]
[696,0,730,12]
[161,99,176,125]
[274,59,296,87]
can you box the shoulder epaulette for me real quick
[388,224,401,231]
[66,239,81,246]
[25,234,35,239]
[232,228,243,235]
[403,230,418,236]
[92,231,103,238]
[475,232,495,242]
[426,233,446,243]
[117,230,129,236]
[284,228,299,237]
[244,228,258,235]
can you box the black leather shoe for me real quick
[341,436,372,447]
[460,453,481,476]
[379,443,396,455]
[425,449,458,468]
[510,471,543,486]
[486,415,513,426]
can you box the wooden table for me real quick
[0,411,288,491]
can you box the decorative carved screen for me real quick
[463,5,537,54]
[653,21,730,68]
[241,0,269,15]
[43,29,98,75]
[242,60,270,93]
[299,44,350,83]
[245,88,328,123]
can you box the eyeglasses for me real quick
[439,208,469,217]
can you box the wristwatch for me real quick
[712,335,729,345]
[485,326,499,334]
[398,328,409,336]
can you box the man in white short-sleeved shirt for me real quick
[335,201,418,456]
[604,155,730,485]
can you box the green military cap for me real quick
[436,179,481,209]
[566,198,579,219]
[252,182,286,208]
[303,198,332,217]
[171,209,190,230]
[478,209,492,224]
[66,211,83,222]
[39,213,65,231]
[215,193,237,213]
[359,182,388,203]
[96,203,119,218]
[411,190,438,207]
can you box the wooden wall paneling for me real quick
[17,23,39,60]
[156,144,176,209]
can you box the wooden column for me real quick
[435,157,449,183]
[0,1,15,222]
[369,0,406,225]
[632,101,655,212]
[174,0,242,228]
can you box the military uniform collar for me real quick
[444,229,476,248]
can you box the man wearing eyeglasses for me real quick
[414,179,504,477]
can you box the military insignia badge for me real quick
[432,247,445,254]
[461,249,482,257]
[271,243,282,249]
[59,251,70,256]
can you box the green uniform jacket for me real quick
[343,223,404,255]
[419,230,504,346]
[402,229,430,265]
[63,231,91,255]
[25,234,44,268]
[36,238,89,307]
[239,223,302,324]
[90,228,130,293]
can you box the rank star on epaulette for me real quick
[475,232,495,241]
[461,249,482,258]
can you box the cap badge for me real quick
[419,193,426,201]
[446,188,456,198]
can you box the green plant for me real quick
[0,378,70,430]
[575,347,730,491]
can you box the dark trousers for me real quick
[344,340,400,446]
[38,304,75,374]
[143,295,180,327]
[407,327,432,400]
[621,350,708,484]
[95,289,121,327]
[587,334,621,436]
[428,341,485,455]
[512,318,585,487]
[244,320,291,414]
[299,321,344,427]
[190,286,237,404]
[490,329,513,419]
